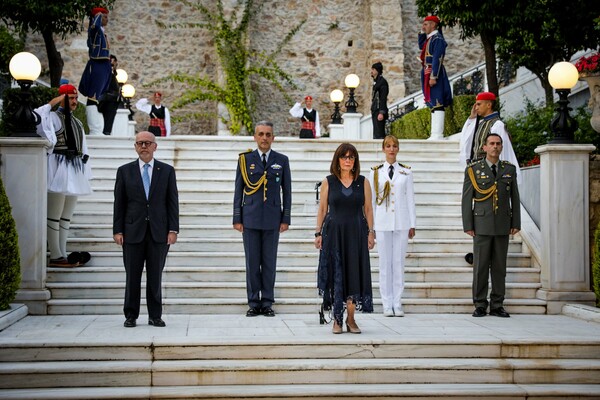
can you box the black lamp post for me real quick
[344,74,360,113]
[330,89,344,124]
[8,52,42,137]
[548,61,579,144]
[115,68,128,109]
[121,84,136,121]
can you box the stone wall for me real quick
[590,155,600,251]
[23,0,484,136]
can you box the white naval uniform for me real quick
[369,161,416,314]
[459,117,521,184]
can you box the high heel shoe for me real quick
[345,319,361,334]
[332,320,343,334]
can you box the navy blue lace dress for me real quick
[317,174,373,325]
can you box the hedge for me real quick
[0,176,20,310]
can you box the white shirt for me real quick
[289,102,321,137]
[135,98,171,136]
[138,158,155,181]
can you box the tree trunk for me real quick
[41,28,63,88]
[480,33,499,97]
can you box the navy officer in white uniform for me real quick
[233,120,292,317]
[369,135,416,317]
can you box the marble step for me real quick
[45,298,548,315]
[1,384,599,400]
[2,358,599,389]
[47,266,540,284]
[46,281,541,300]
[66,237,524,253]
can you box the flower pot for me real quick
[581,74,600,133]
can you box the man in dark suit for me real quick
[462,133,520,319]
[113,131,179,328]
[371,62,389,139]
[233,121,292,317]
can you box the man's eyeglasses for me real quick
[135,141,155,147]
[339,155,355,161]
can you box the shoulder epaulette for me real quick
[397,162,411,170]
[467,159,482,168]
[238,148,252,156]
[500,160,513,167]
[371,164,384,171]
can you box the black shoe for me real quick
[465,252,474,265]
[124,317,136,328]
[489,307,510,318]
[472,307,487,317]
[148,318,166,327]
[261,306,275,317]
[246,307,260,317]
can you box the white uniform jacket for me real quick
[369,162,416,232]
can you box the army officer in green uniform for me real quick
[461,133,520,318]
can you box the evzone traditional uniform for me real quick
[369,161,416,316]
[35,85,93,267]
[289,101,320,138]
[135,96,171,137]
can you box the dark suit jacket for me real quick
[113,159,179,244]
[233,149,292,230]
[461,159,520,236]
[371,75,389,117]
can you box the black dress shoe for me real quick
[489,307,510,318]
[148,318,166,327]
[124,317,136,328]
[246,307,260,317]
[472,307,487,317]
[261,306,275,317]
[465,252,474,265]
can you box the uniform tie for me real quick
[262,153,267,168]
[142,163,151,199]
[389,164,394,180]
[491,164,497,178]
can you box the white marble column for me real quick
[341,113,363,141]
[0,138,51,314]
[112,109,133,136]
[328,123,344,140]
[535,144,597,313]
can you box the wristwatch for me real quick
[314,232,322,237]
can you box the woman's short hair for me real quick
[382,135,399,148]
[330,143,360,180]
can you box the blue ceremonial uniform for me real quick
[233,149,292,309]
[418,31,452,109]
[79,13,111,99]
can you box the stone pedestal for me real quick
[328,124,344,140]
[341,113,363,141]
[535,144,597,313]
[112,109,134,136]
[0,138,51,314]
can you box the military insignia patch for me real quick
[271,163,282,170]
[250,164,255,170]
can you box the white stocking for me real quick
[47,193,66,259]
[59,195,78,258]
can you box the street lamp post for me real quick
[121,83,136,121]
[344,74,360,113]
[548,61,579,144]
[8,52,42,137]
[330,89,344,124]
[115,68,128,108]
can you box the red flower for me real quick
[576,53,600,75]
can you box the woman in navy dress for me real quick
[315,143,375,334]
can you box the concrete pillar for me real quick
[328,124,344,140]
[112,109,133,136]
[535,144,597,313]
[341,113,363,141]
[0,138,51,314]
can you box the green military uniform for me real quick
[461,158,521,310]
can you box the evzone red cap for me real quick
[58,84,78,95]
[476,92,496,101]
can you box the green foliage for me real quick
[505,100,599,166]
[0,25,24,74]
[0,86,87,136]
[389,95,475,139]
[593,220,600,306]
[0,176,21,310]
[152,0,304,135]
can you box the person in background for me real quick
[369,135,416,317]
[135,92,171,137]
[418,15,452,140]
[315,143,374,334]
[233,121,292,317]
[371,62,389,139]
[79,6,112,136]
[289,95,321,138]
[98,54,120,136]
[113,131,179,328]
[35,84,93,267]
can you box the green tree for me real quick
[496,0,600,105]
[0,176,20,311]
[0,0,116,87]
[415,0,509,97]
[0,25,24,75]
[154,0,304,134]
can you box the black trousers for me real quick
[372,112,386,139]
[123,228,170,319]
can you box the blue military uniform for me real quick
[233,149,292,310]
[418,30,452,110]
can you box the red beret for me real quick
[424,15,440,24]
[154,92,162,97]
[304,95,312,101]
[476,92,496,101]
[92,7,109,16]
[58,84,78,96]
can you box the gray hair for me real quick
[255,120,274,129]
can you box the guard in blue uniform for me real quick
[233,121,292,317]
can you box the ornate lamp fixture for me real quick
[329,89,344,124]
[121,83,136,121]
[548,61,579,144]
[8,52,42,137]
[344,74,360,113]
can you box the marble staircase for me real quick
[46,136,545,315]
